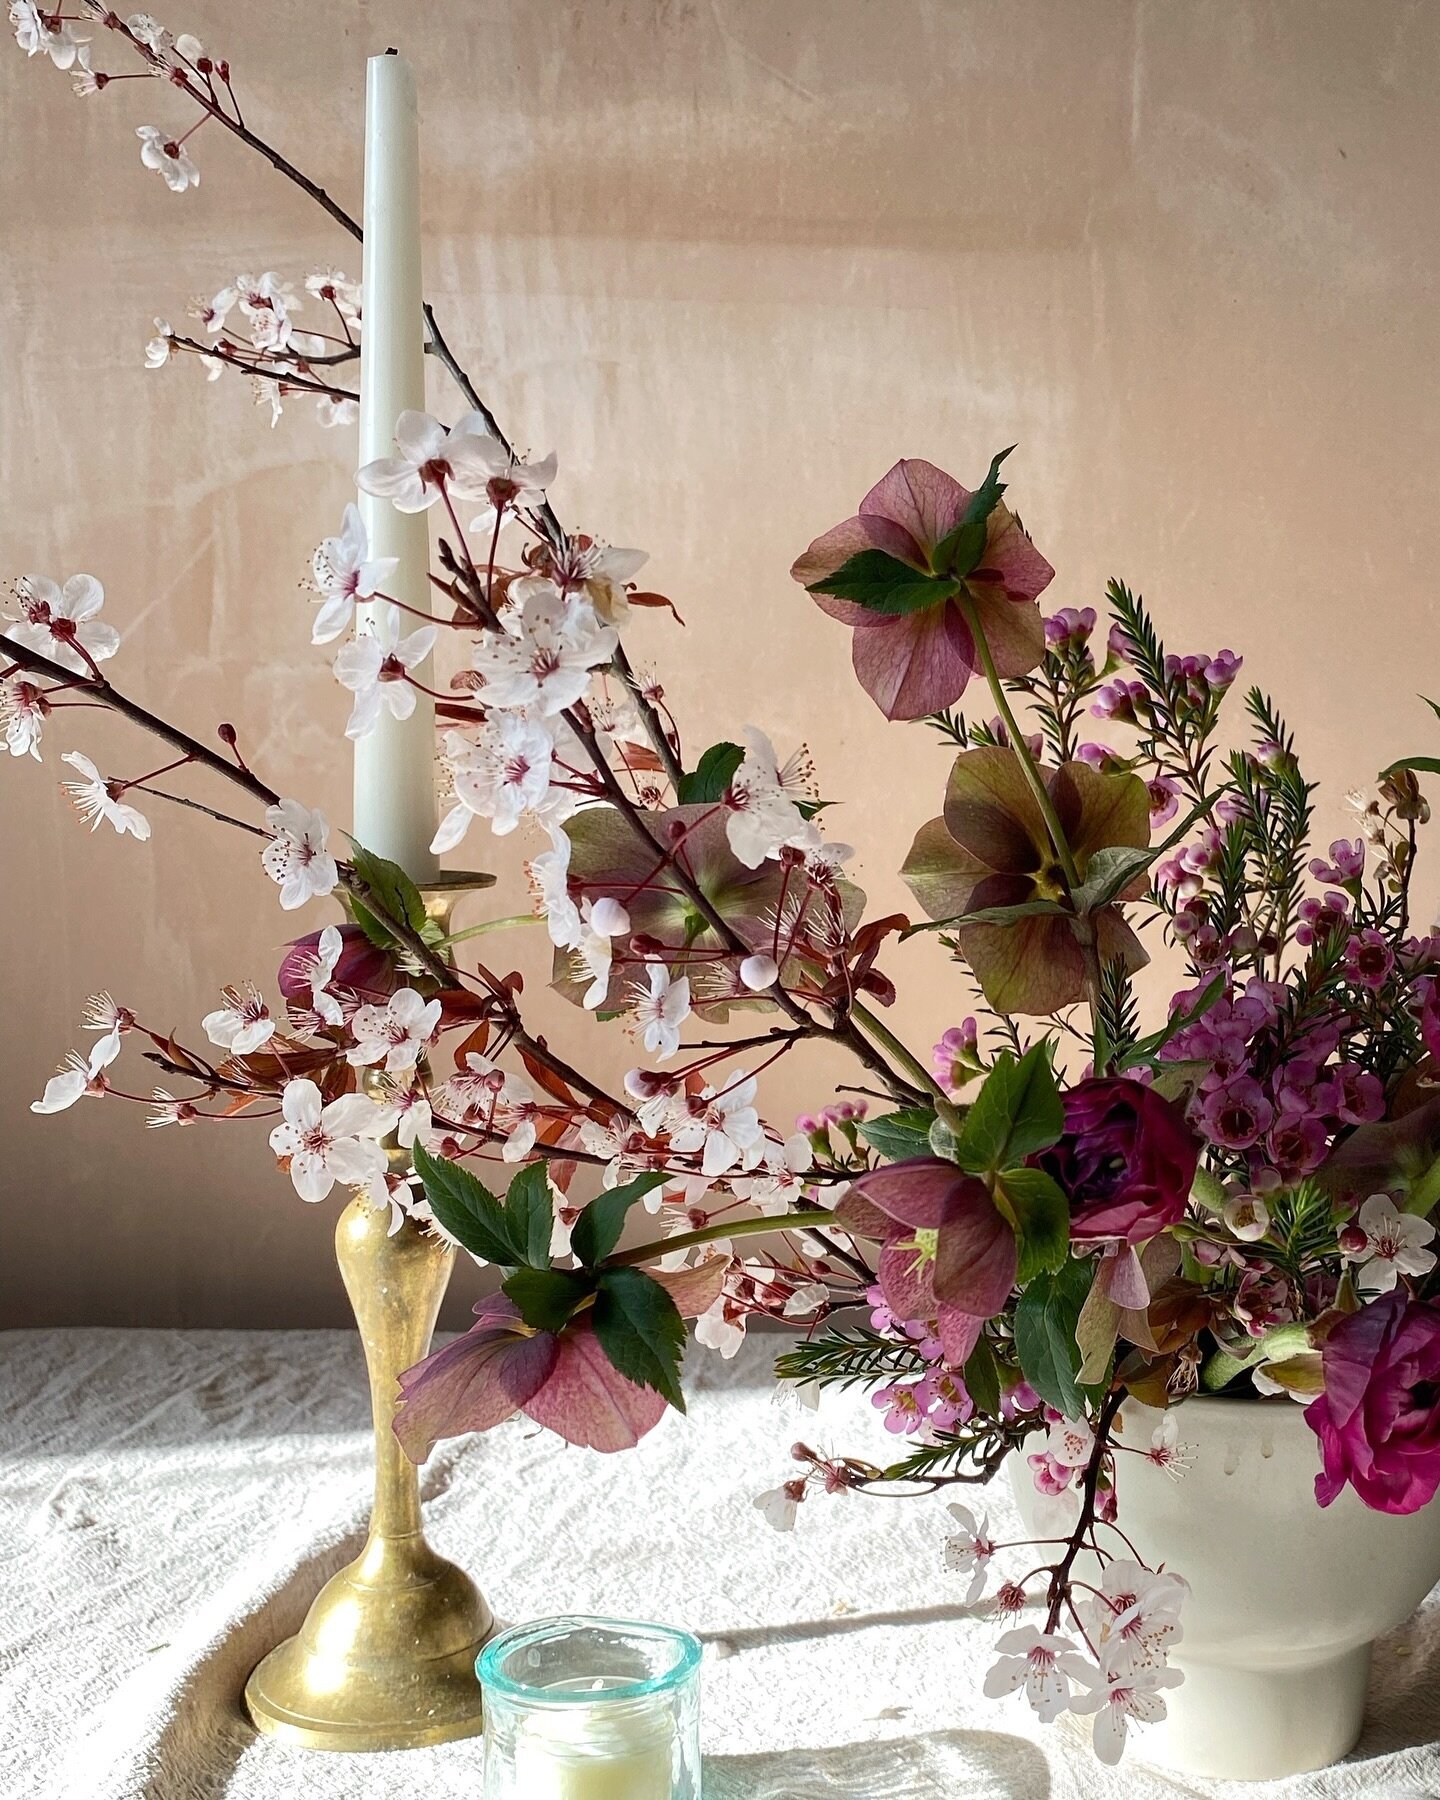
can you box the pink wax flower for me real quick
[1307,1290,1440,1514]
[1044,606,1096,649]
[1310,838,1366,886]
[1296,892,1349,949]
[1197,1077,1273,1151]
[932,1018,980,1093]
[1146,775,1181,828]
[1345,930,1395,989]
[1036,1077,1200,1246]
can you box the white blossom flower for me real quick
[61,752,150,839]
[433,1053,536,1159]
[669,1070,765,1177]
[753,1480,804,1532]
[942,1502,997,1604]
[334,601,437,738]
[1,675,47,758]
[571,896,629,1009]
[201,984,276,1056]
[261,799,338,909]
[267,1077,392,1204]
[228,271,300,352]
[391,1085,434,1151]
[136,124,198,193]
[147,1087,197,1128]
[346,988,442,1074]
[1141,1410,1194,1479]
[11,1,85,67]
[467,446,557,531]
[126,13,172,53]
[1077,1560,1187,1678]
[299,923,345,1026]
[528,821,582,949]
[31,1029,122,1114]
[144,319,173,368]
[431,714,558,850]
[633,964,690,1061]
[305,267,362,326]
[725,727,823,868]
[982,1627,1093,1723]
[1069,1654,1183,1765]
[310,504,398,644]
[8,573,119,673]
[356,408,504,513]
[695,1292,747,1358]
[470,582,618,718]
[730,1133,813,1215]
[1345,1193,1437,1295]
[1045,1415,1096,1469]
[315,395,359,430]
[565,540,648,626]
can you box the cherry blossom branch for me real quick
[167,331,359,400]
[1042,1386,1125,1632]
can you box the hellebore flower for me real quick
[1307,1289,1440,1513]
[393,1260,726,1458]
[837,1157,1018,1363]
[791,457,1054,720]
[901,745,1151,1015]
[1036,1077,1199,1246]
[555,802,863,1018]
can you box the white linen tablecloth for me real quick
[4,1327,1440,1799]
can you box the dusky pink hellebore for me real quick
[837,1156,1018,1363]
[790,456,1055,720]
[394,1259,726,1459]
[1036,1077,1200,1248]
[901,745,1151,1015]
[1306,1288,1440,1514]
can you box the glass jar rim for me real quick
[477,1614,702,1706]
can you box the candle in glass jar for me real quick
[513,1688,675,1800]
[352,50,438,881]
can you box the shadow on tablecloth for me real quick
[705,1728,1051,1798]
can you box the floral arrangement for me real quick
[11,5,1440,1768]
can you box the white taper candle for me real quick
[353,51,438,881]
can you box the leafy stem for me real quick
[610,1207,837,1268]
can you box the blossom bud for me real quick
[790,1442,816,1463]
[1338,1221,1369,1258]
[217,721,237,745]
[739,953,779,991]
[588,897,630,937]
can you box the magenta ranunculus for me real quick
[1036,1076,1199,1246]
[1306,1290,1440,1515]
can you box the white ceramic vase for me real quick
[1009,1393,1440,1780]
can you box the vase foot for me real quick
[244,1529,494,1752]
[1140,1645,1371,1781]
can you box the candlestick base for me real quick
[244,1193,493,1751]
[243,1530,492,1751]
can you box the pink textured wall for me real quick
[3,0,1437,1326]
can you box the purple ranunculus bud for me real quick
[277,923,398,1004]
[1035,1076,1200,1246]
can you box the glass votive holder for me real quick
[477,1615,702,1800]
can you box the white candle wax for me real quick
[353,51,438,881]
[513,1695,675,1800]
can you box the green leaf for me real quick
[806,549,960,616]
[1014,1258,1092,1416]
[503,1162,555,1270]
[570,1171,671,1268]
[858,1107,939,1163]
[412,1143,518,1265]
[1070,843,1156,914]
[350,842,429,937]
[502,1266,594,1334]
[997,1166,1071,1284]
[1118,973,1226,1070]
[954,1047,1063,1175]
[676,741,745,805]
[963,1335,1002,1415]
[932,447,1013,577]
[592,1266,688,1412]
[1381,756,1440,778]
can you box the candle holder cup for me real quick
[478,1617,703,1800]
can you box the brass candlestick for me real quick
[245,879,496,1751]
